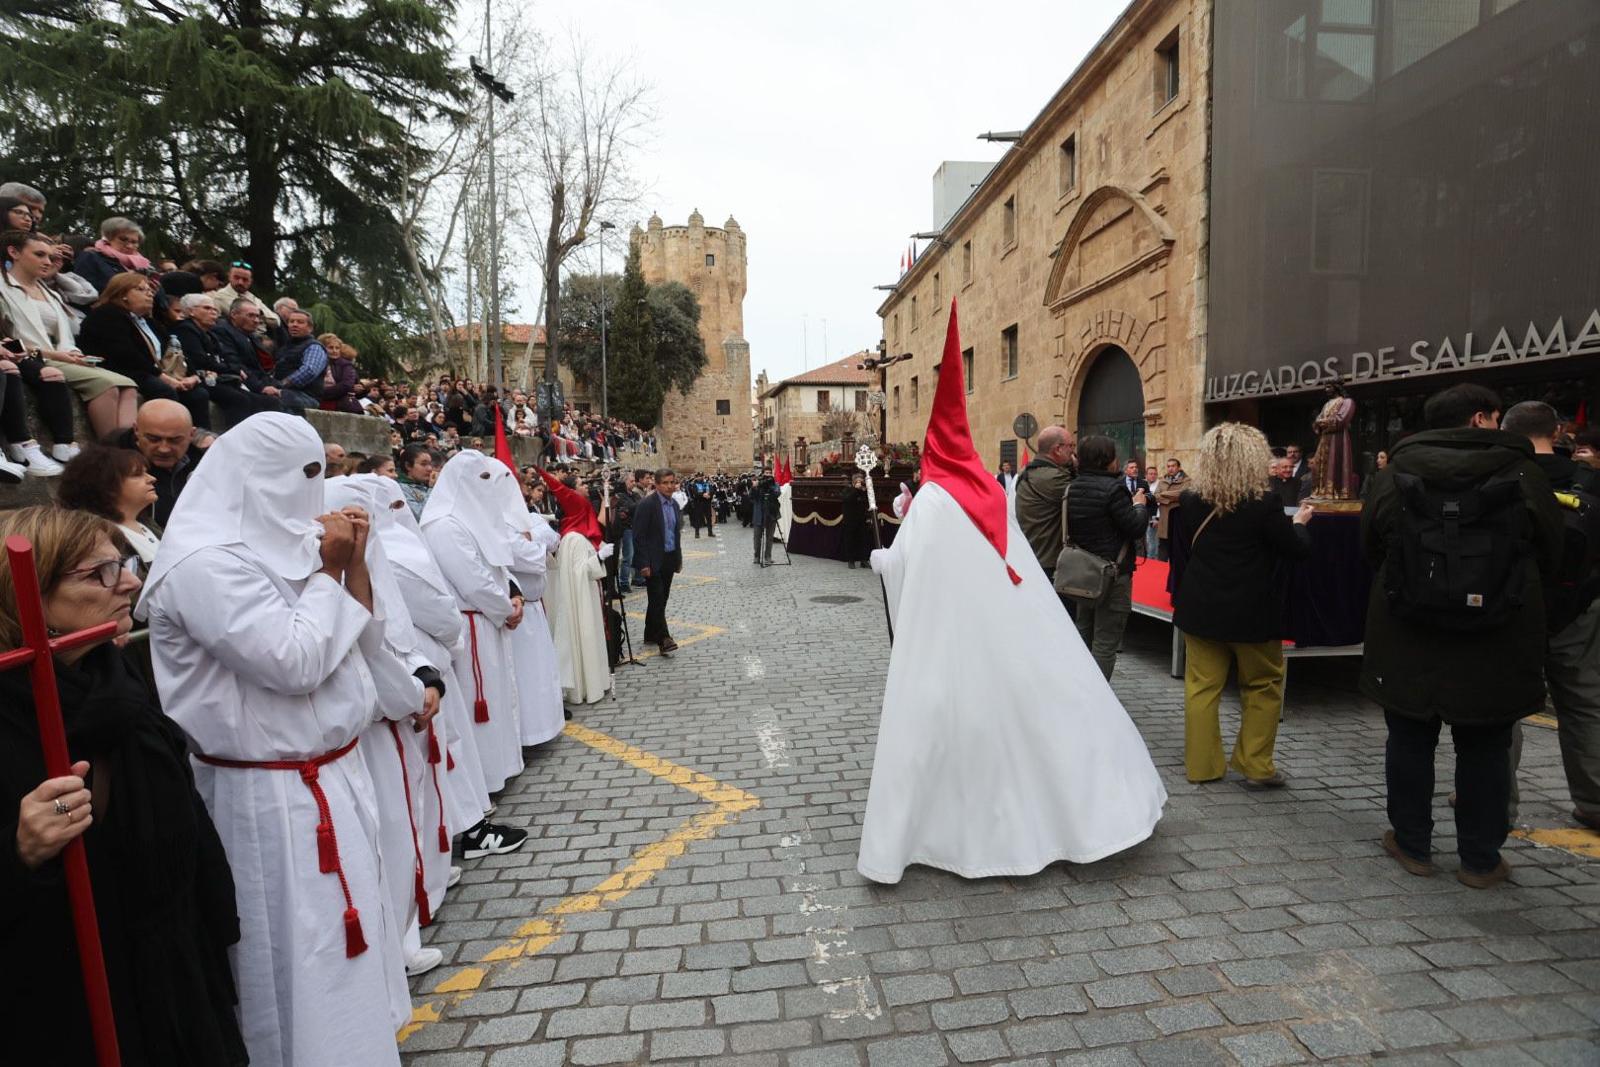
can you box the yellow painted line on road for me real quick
[623,613,727,661]
[398,723,759,1043]
[682,549,718,560]
[1513,826,1600,860]
[1527,713,1558,730]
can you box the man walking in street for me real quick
[1501,400,1600,832]
[1362,383,1563,888]
[632,468,682,655]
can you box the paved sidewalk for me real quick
[402,531,1600,1066]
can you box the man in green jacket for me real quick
[1014,425,1076,612]
[1362,383,1563,889]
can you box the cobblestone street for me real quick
[401,534,1600,1067]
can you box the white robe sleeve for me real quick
[159,549,371,697]
[358,619,425,721]
[394,564,466,649]
[424,518,514,626]
[508,533,548,576]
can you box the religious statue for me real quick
[1309,381,1357,500]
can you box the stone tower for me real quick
[632,209,753,473]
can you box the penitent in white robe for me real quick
[545,532,611,705]
[391,562,488,880]
[857,482,1167,884]
[146,550,409,1067]
[506,528,566,745]
[423,516,525,795]
[777,482,794,543]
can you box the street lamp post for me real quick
[597,221,616,420]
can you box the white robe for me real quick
[857,482,1167,884]
[545,532,611,705]
[506,532,566,745]
[423,516,525,795]
[392,562,490,857]
[146,548,409,1067]
[777,483,794,543]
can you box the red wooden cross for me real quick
[2,535,122,1066]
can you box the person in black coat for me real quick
[0,505,246,1066]
[1064,435,1149,679]
[1171,423,1313,789]
[631,468,684,653]
[76,272,211,429]
[169,294,281,424]
[840,472,874,568]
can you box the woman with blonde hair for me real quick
[1171,422,1315,789]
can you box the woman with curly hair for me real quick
[1171,422,1315,789]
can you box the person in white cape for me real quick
[326,475,451,980]
[419,451,526,806]
[858,304,1167,885]
[492,466,566,744]
[138,413,410,1067]
[537,468,613,706]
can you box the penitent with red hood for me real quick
[856,301,1167,885]
[537,468,614,706]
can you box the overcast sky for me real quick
[506,0,1129,387]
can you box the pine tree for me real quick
[607,246,663,428]
[0,1,466,365]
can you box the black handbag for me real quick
[1052,482,1127,602]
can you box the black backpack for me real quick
[1546,487,1600,634]
[1382,471,1531,631]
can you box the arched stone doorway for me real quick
[1077,345,1146,467]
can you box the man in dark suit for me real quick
[1269,455,1305,506]
[1121,460,1152,556]
[630,467,683,655]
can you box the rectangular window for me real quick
[911,295,918,328]
[962,240,972,285]
[715,398,731,416]
[962,347,974,393]
[817,389,831,413]
[1156,28,1180,107]
[893,313,901,349]
[1059,134,1077,194]
[999,439,1018,467]
[933,272,941,307]
[1002,196,1017,247]
[854,389,868,412]
[892,384,901,416]
[910,376,919,412]
[1001,325,1019,379]
[705,253,716,267]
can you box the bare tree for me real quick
[522,35,651,385]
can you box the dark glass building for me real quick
[1208,0,1600,462]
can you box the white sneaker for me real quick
[447,865,462,889]
[0,456,23,484]
[405,947,444,977]
[9,442,63,477]
[50,442,80,462]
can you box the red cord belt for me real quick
[195,737,369,958]
[464,611,490,723]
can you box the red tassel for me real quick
[427,730,441,764]
[343,906,367,957]
[1006,564,1022,585]
[447,751,455,771]
[438,824,451,854]
[415,871,433,927]
[316,822,337,874]
[474,698,489,723]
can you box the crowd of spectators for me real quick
[0,178,658,486]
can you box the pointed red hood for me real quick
[538,468,603,549]
[920,300,1020,584]
[493,405,516,473]
[775,457,790,485]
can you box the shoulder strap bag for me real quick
[1052,482,1128,602]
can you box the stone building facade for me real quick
[633,210,755,473]
[878,0,1209,472]
[758,354,876,462]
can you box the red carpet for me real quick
[1131,558,1173,618]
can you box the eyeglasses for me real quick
[66,555,142,589]
[230,260,252,270]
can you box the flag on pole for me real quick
[1021,445,1031,467]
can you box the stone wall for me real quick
[635,211,755,473]
[879,0,1209,470]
